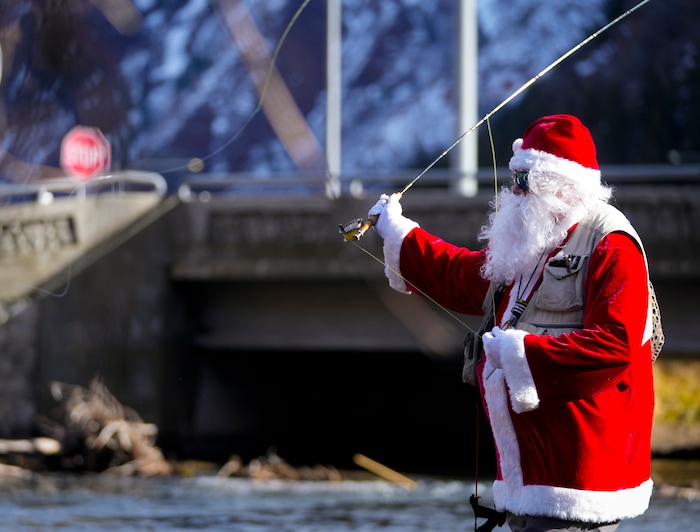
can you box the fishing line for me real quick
[158,0,314,176]
[486,118,498,211]
[3,1,315,302]
[485,117,501,324]
[349,240,475,331]
[345,123,499,334]
[18,270,71,298]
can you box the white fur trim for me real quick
[382,218,419,294]
[509,147,601,186]
[643,297,653,345]
[499,329,540,413]
[485,357,653,522]
[483,361,524,494]
[493,478,653,523]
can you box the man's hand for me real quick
[368,193,390,225]
[368,192,412,239]
[482,326,506,368]
[483,326,530,370]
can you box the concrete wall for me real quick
[31,199,189,439]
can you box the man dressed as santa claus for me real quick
[369,114,656,531]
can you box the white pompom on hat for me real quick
[508,114,602,185]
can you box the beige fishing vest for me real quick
[483,202,663,359]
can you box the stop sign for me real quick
[60,126,111,181]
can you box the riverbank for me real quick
[652,359,700,455]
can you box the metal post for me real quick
[326,0,342,198]
[452,0,478,197]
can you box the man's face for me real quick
[478,175,576,284]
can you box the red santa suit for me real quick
[375,115,655,524]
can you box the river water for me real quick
[0,468,697,531]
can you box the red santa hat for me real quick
[508,114,601,185]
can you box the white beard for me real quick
[479,188,587,284]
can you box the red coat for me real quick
[396,225,654,522]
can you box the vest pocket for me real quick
[535,254,588,312]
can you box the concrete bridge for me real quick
[0,166,699,473]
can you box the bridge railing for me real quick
[0,171,167,206]
[0,171,169,315]
[175,164,700,201]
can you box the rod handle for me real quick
[352,213,378,240]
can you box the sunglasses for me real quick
[512,170,529,191]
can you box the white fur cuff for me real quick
[500,328,540,413]
[382,219,419,294]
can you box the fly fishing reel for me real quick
[338,215,377,242]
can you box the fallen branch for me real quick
[352,453,417,488]
[36,377,172,476]
[0,437,61,456]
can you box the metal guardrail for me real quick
[0,171,168,206]
[175,164,700,201]
[1,165,694,205]
[0,170,171,317]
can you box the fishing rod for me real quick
[338,0,653,243]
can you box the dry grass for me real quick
[652,359,700,455]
